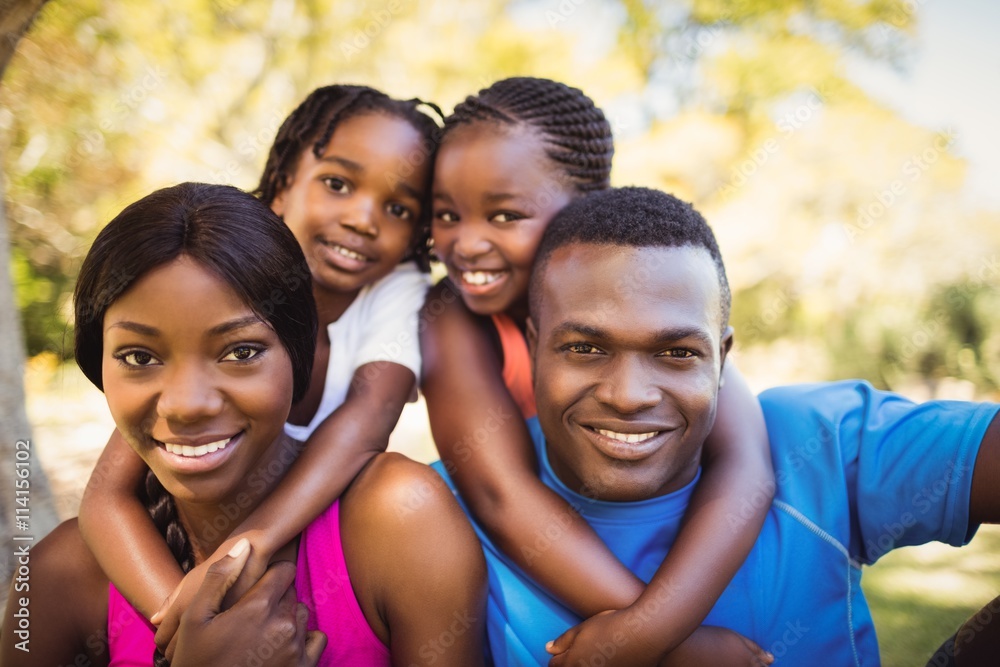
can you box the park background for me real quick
[1,0,999,663]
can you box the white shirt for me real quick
[283,262,430,441]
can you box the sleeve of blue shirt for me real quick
[760,380,999,565]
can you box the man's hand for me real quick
[151,533,271,652]
[547,609,773,667]
[156,538,326,665]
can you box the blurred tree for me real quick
[0,0,60,604]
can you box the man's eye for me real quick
[223,346,262,362]
[321,177,349,194]
[660,349,696,358]
[566,343,601,354]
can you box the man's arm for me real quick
[968,411,1000,526]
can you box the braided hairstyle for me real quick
[255,84,444,271]
[442,77,614,194]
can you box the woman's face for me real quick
[101,256,294,507]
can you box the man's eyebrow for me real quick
[550,322,609,339]
[652,326,715,347]
[107,321,159,336]
[550,322,714,346]
[207,316,268,337]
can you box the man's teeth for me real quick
[597,429,658,444]
[462,271,504,286]
[164,437,232,458]
[330,243,368,262]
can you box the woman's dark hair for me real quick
[74,183,317,665]
[442,77,614,194]
[74,181,317,403]
[254,84,443,271]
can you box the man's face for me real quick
[529,243,732,502]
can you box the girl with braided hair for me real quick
[2,183,485,666]
[75,86,466,657]
[422,77,775,666]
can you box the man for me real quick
[434,186,1000,666]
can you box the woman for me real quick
[1,182,486,666]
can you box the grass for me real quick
[863,524,1000,666]
[24,361,1000,665]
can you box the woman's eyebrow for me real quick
[206,315,267,337]
[107,321,159,336]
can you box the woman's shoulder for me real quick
[1,519,110,665]
[338,453,486,656]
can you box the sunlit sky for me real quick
[847,0,1000,209]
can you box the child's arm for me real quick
[421,287,645,616]
[78,429,183,618]
[548,361,775,665]
[152,360,416,653]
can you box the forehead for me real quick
[307,111,428,177]
[435,123,562,191]
[103,257,256,333]
[536,243,723,340]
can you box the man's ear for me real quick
[719,325,734,379]
[526,316,539,382]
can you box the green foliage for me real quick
[2,0,997,398]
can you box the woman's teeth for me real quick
[597,429,659,444]
[164,437,233,458]
[462,271,504,286]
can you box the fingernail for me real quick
[545,641,554,652]
[228,538,250,558]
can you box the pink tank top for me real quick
[491,313,537,419]
[107,500,389,666]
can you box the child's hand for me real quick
[546,610,774,667]
[546,609,662,667]
[151,534,273,658]
[655,626,774,667]
[159,538,326,665]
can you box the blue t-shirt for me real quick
[432,380,999,666]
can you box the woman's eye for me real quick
[435,210,458,224]
[566,343,601,355]
[321,177,350,194]
[387,203,413,220]
[223,346,262,362]
[117,350,160,367]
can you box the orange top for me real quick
[491,313,537,419]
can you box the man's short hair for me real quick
[529,186,731,330]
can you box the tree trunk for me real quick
[0,0,59,609]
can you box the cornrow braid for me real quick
[143,470,193,666]
[443,77,614,194]
[143,470,195,573]
[254,85,444,271]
